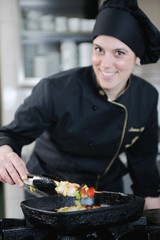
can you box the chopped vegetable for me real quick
[55,180,96,201]
[75,190,81,200]
[54,180,97,212]
[87,187,96,198]
[56,200,100,212]
[79,185,88,198]
[55,181,80,197]
[29,186,36,192]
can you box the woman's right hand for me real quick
[0,145,28,186]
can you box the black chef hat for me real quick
[91,0,160,64]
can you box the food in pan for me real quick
[57,200,100,212]
[55,181,96,199]
[55,181,80,197]
[55,181,98,212]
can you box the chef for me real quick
[0,0,160,208]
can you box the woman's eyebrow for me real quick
[114,48,128,52]
[93,42,129,52]
[93,43,101,47]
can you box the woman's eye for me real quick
[94,46,103,53]
[116,50,125,56]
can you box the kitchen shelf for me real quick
[18,0,98,87]
[19,0,86,9]
[21,31,92,44]
[19,0,98,19]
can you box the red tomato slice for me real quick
[87,187,95,198]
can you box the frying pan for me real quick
[21,191,144,234]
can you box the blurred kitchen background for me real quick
[0,0,159,218]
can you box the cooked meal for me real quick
[55,181,96,199]
[57,200,100,212]
[54,180,98,212]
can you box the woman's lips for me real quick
[102,71,115,76]
[100,70,117,80]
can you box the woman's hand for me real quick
[144,196,160,209]
[0,145,28,186]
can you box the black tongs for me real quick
[23,174,61,196]
[23,174,95,206]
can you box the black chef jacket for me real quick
[0,66,159,197]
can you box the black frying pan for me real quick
[21,191,144,234]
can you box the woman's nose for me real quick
[101,53,113,68]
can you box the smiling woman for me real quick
[92,35,139,100]
[0,0,160,215]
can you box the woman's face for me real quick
[92,35,140,99]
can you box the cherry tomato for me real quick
[87,187,95,198]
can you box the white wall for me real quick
[0,0,29,218]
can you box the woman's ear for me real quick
[135,57,141,66]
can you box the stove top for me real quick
[0,217,160,240]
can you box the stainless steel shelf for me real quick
[19,0,85,8]
[19,0,97,18]
[18,0,97,87]
[21,31,92,44]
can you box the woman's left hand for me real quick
[144,196,160,209]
